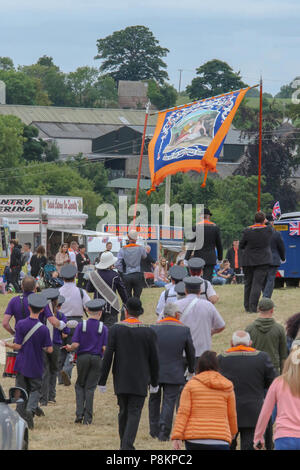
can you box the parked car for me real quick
[0,384,29,450]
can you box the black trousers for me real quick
[230,427,255,450]
[117,393,145,450]
[202,265,214,282]
[243,265,269,312]
[10,267,21,292]
[123,272,144,298]
[148,383,181,439]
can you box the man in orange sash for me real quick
[185,208,223,282]
[240,212,273,313]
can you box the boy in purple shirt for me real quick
[2,276,64,335]
[4,293,53,429]
[63,298,108,425]
[40,289,70,407]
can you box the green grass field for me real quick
[0,284,298,450]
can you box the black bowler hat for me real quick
[204,208,212,216]
[183,276,203,289]
[174,281,186,297]
[60,264,77,279]
[169,265,187,282]
[188,257,205,270]
[86,299,106,312]
[43,288,60,300]
[28,293,48,309]
[126,297,144,316]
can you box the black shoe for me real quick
[158,433,170,442]
[83,420,92,425]
[34,407,45,417]
[150,432,158,439]
[74,417,83,424]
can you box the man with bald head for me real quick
[218,330,277,450]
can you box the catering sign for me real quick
[0,197,40,214]
[42,197,83,216]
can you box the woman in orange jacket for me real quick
[171,351,238,450]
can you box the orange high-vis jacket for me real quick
[171,371,238,443]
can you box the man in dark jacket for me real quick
[185,208,223,282]
[218,330,277,450]
[98,297,159,450]
[240,211,273,313]
[149,302,195,441]
[262,214,286,298]
[9,239,22,293]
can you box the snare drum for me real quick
[3,351,18,378]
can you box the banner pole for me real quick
[133,101,151,227]
[257,77,263,211]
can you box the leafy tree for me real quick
[0,57,14,71]
[22,124,47,162]
[66,66,99,107]
[186,59,247,100]
[234,102,300,211]
[147,80,178,110]
[209,175,273,247]
[94,75,118,107]
[0,115,26,192]
[275,78,300,99]
[0,70,37,104]
[20,61,72,106]
[95,25,169,84]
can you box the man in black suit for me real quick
[262,214,286,298]
[149,302,195,441]
[185,208,223,282]
[226,240,243,284]
[240,211,273,313]
[218,330,277,450]
[98,297,159,450]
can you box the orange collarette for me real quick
[122,317,142,324]
[226,345,256,353]
[158,316,182,324]
[123,243,139,248]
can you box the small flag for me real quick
[289,221,300,236]
[272,201,281,220]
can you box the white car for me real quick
[0,385,29,450]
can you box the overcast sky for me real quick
[1,0,299,96]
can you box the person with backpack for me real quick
[156,265,187,319]
[40,289,70,407]
[187,257,219,304]
[58,264,90,386]
[3,293,53,429]
[63,299,108,425]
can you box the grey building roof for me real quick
[0,104,158,126]
[32,122,123,139]
[107,178,151,190]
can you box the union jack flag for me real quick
[272,201,281,220]
[289,221,300,236]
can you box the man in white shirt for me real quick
[156,265,187,319]
[187,257,219,304]
[58,264,90,385]
[176,277,225,362]
[68,241,79,268]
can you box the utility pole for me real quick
[178,69,183,93]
